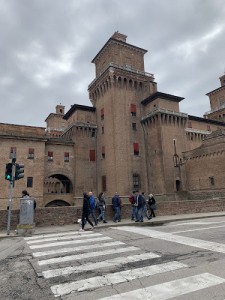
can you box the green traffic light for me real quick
[6,175,11,180]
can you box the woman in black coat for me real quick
[80,192,94,231]
[148,193,156,218]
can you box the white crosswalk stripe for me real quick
[26,232,102,244]
[98,273,225,300]
[24,230,94,241]
[42,252,160,278]
[32,241,125,258]
[38,246,139,266]
[51,261,188,297]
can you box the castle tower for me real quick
[205,74,225,121]
[88,32,157,196]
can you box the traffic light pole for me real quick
[6,180,14,235]
[6,158,16,235]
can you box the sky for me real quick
[0,0,225,127]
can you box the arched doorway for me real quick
[44,174,73,194]
[45,200,70,207]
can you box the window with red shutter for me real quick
[64,152,69,162]
[48,151,53,161]
[133,143,139,155]
[130,104,137,116]
[90,150,96,162]
[28,148,34,159]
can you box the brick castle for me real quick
[1,32,225,209]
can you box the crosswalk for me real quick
[24,228,225,299]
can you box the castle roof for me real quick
[63,104,96,120]
[141,92,184,105]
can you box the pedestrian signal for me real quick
[15,163,24,180]
[5,163,13,181]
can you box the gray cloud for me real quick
[0,0,225,126]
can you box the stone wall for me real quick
[1,198,225,231]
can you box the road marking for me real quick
[113,226,225,254]
[42,252,160,279]
[32,241,125,258]
[51,261,188,297]
[24,230,94,241]
[26,232,102,244]
[38,246,139,266]
[172,224,225,234]
[99,273,225,300]
[29,236,112,249]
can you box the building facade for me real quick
[1,32,225,209]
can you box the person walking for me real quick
[97,192,107,223]
[112,192,121,222]
[149,193,157,218]
[89,191,98,225]
[134,190,144,222]
[129,191,136,220]
[80,192,94,232]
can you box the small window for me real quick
[28,148,34,159]
[90,150,96,162]
[102,146,105,159]
[48,151,53,161]
[27,177,33,188]
[101,108,104,120]
[102,175,106,192]
[91,130,96,138]
[10,147,16,158]
[102,126,104,134]
[130,104,137,116]
[187,121,192,128]
[133,174,140,190]
[209,176,215,186]
[132,123,137,130]
[64,152,69,162]
[133,143,139,156]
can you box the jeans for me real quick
[131,205,136,220]
[113,206,121,221]
[135,206,144,221]
[82,212,93,229]
[90,208,97,225]
[98,206,105,221]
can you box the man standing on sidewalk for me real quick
[135,190,144,222]
[112,192,121,222]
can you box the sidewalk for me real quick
[1,211,225,238]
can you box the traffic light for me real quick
[5,163,13,181]
[15,163,24,180]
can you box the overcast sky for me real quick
[0,0,225,127]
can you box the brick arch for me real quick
[44,172,73,194]
[45,199,71,207]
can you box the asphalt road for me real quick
[1,216,225,299]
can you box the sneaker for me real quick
[90,226,94,231]
[140,220,144,222]
[79,229,85,232]
[135,220,139,222]
[103,220,108,223]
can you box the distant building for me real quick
[1,32,225,209]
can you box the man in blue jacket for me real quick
[89,191,98,225]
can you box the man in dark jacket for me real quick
[134,190,144,222]
[112,192,121,222]
[80,193,94,231]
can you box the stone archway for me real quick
[44,174,73,194]
[45,200,70,207]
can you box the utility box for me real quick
[16,198,35,235]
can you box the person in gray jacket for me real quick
[97,192,107,223]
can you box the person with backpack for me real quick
[134,190,144,222]
[97,192,107,223]
[89,191,98,225]
[129,191,136,220]
[112,192,121,222]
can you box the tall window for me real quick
[102,175,106,191]
[130,104,137,116]
[102,126,104,134]
[101,108,104,121]
[48,151,53,161]
[27,177,33,188]
[28,148,34,159]
[132,122,137,130]
[89,150,96,162]
[133,143,139,155]
[64,152,69,162]
[10,147,16,158]
[133,174,140,190]
[102,146,105,159]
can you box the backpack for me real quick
[129,195,135,204]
